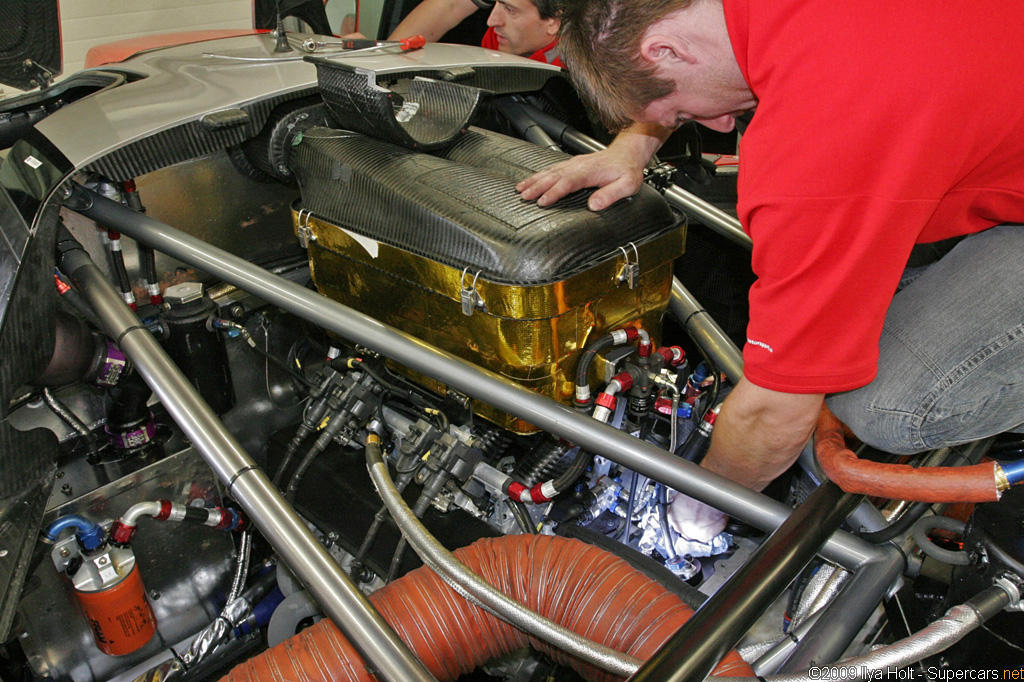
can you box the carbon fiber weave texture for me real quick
[313,61,484,151]
[290,125,678,285]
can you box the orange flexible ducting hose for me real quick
[815,405,1004,503]
[222,534,753,682]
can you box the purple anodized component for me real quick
[94,342,127,387]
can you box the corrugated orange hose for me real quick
[222,534,752,682]
[815,405,1002,502]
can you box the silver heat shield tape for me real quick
[366,457,642,677]
[716,603,983,682]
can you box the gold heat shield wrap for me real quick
[301,213,685,433]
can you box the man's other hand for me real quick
[515,148,645,211]
[667,492,728,544]
[516,122,670,211]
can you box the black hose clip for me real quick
[643,162,677,193]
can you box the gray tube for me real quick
[669,278,744,384]
[557,129,752,249]
[58,240,436,682]
[66,186,884,571]
[365,439,641,677]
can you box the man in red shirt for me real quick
[517,0,1024,539]
[388,0,562,65]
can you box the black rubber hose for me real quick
[676,419,712,464]
[108,236,134,297]
[351,471,417,578]
[575,334,617,411]
[552,448,591,494]
[514,437,569,486]
[911,515,971,566]
[509,500,538,534]
[140,245,158,290]
[517,101,574,147]
[783,559,819,632]
[272,428,311,488]
[388,478,450,582]
[494,96,561,151]
[284,438,326,503]
[859,501,931,544]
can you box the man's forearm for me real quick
[609,122,673,167]
[701,379,824,492]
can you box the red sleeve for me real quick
[725,0,1023,394]
[742,195,938,393]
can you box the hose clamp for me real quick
[994,574,1024,611]
[994,462,1010,496]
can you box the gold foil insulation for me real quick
[300,212,685,432]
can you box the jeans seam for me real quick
[915,322,1024,446]
[862,326,936,451]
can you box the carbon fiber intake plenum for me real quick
[291,125,679,284]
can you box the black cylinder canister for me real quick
[159,282,234,414]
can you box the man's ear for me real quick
[547,18,560,37]
[640,33,696,67]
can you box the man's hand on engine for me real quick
[516,122,671,211]
[667,492,729,544]
[515,148,646,211]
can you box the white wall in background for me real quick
[59,0,252,77]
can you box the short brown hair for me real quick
[559,0,694,131]
[532,0,560,20]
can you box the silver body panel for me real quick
[34,33,560,169]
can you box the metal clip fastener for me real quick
[460,268,487,316]
[616,243,641,289]
[644,162,676,193]
[296,209,316,249]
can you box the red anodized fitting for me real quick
[109,520,136,545]
[657,346,686,366]
[594,393,617,411]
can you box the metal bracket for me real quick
[460,268,487,316]
[643,162,676,193]
[22,59,54,90]
[616,243,641,289]
[296,209,316,249]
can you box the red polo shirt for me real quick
[725,0,1024,393]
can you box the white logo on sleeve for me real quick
[746,338,774,353]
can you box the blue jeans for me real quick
[826,224,1024,454]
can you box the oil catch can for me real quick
[159,282,234,414]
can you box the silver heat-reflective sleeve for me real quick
[365,447,642,677]
[42,387,93,438]
[714,584,1016,682]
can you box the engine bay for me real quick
[0,29,1022,682]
